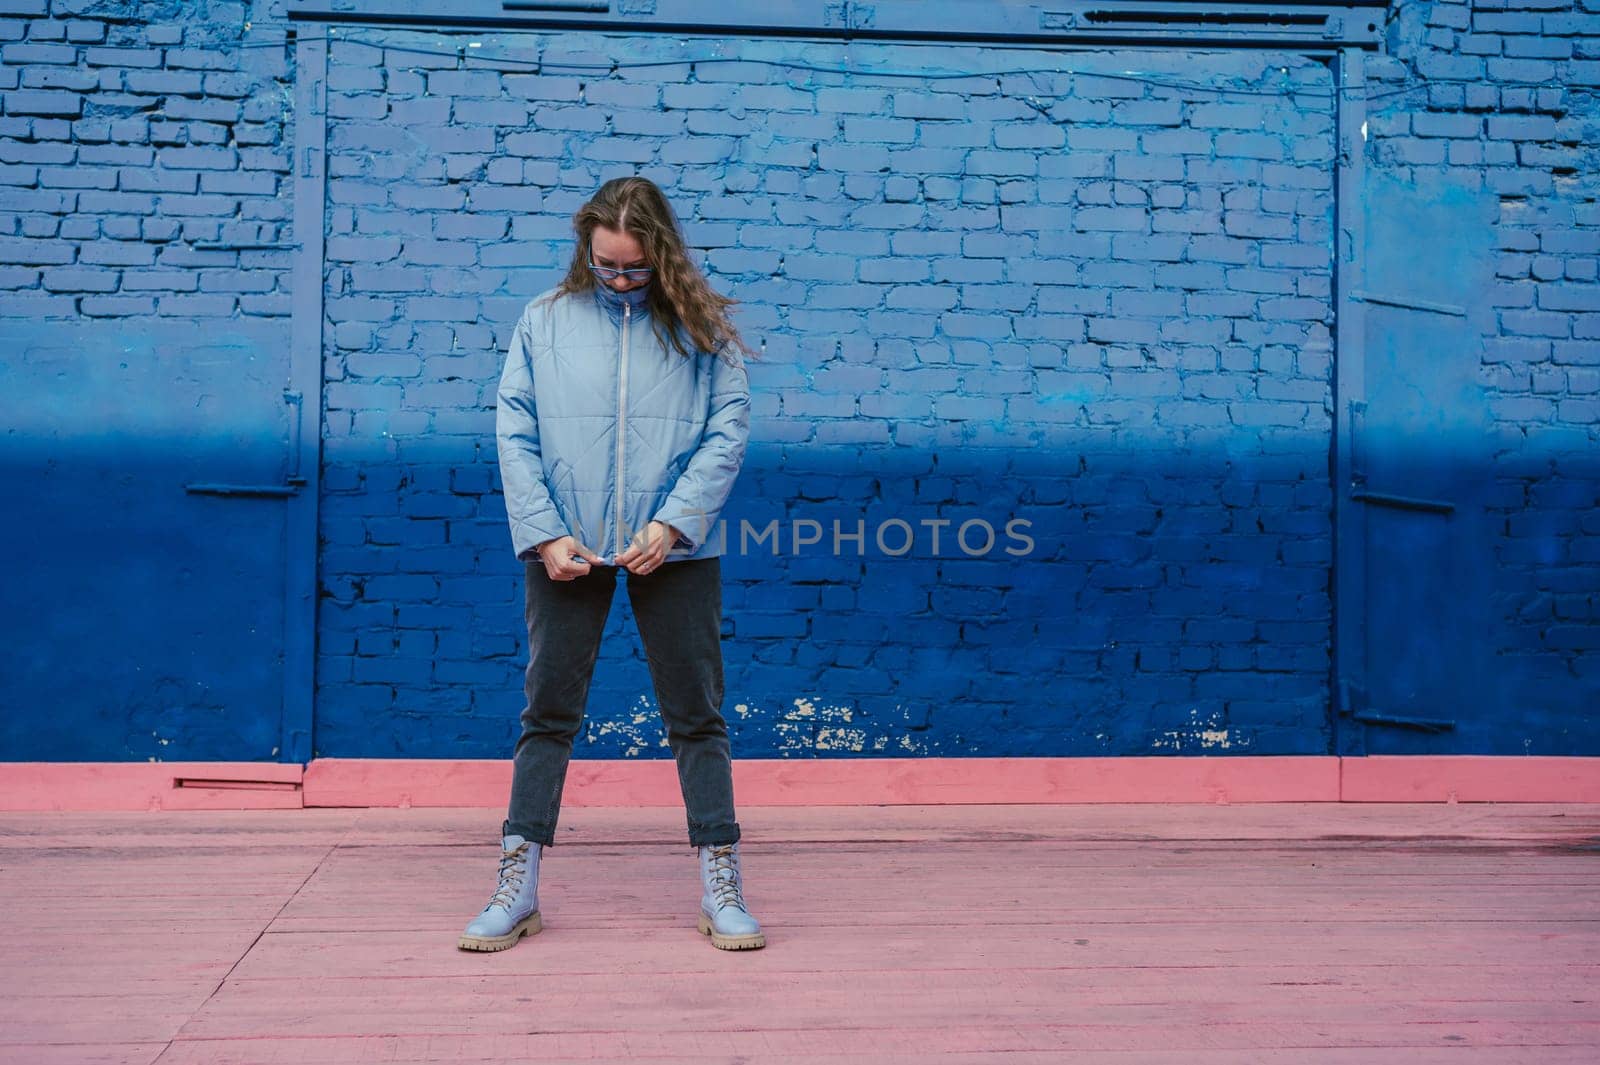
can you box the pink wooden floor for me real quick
[1,803,1597,1064]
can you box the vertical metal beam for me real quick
[283,28,329,764]
[1331,46,1367,759]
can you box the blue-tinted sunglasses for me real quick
[588,250,654,283]
[589,262,654,282]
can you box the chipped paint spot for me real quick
[589,695,665,757]
[814,726,867,751]
[727,697,898,753]
[1151,707,1247,752]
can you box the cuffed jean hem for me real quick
[502,819,556,848]
[689,821,741,848]
[501,821,736,849]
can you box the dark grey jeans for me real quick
[503,555,741,848]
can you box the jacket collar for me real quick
[591,285,652,324]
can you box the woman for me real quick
[458,177,762,953]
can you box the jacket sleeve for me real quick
[496,310,570,560]
[652,344,751,551]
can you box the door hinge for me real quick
[1339,680,1455,732]
[1350,289,1466,317]
[1350,490,1456,514]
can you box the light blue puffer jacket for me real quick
[496,286,751,565]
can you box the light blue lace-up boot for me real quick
[697,841,765,950]
[458,834,542,952]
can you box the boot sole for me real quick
[457,912,541,952]
[698,912,766,950]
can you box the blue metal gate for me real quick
[1337,169,1507,752]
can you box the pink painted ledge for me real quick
[0,756,1597,811]
[1340,755,1600,803]
[0,761,304,812]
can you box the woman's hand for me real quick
[536,535,606,582]
[616,520,679,576]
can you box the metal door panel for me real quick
[1341,169,1498,751]
[1,321,294,761]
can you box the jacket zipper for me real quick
[615,300,630,557]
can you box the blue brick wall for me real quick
[0,0,1594,762]
[314,30,1337,759]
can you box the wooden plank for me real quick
[131,1043,1600,1065]
[212,922,1600,985]
[148,1021,1600,1059]
[260,842,1600,934]
[177,967,1600,1015]
[0,1047,165,1065]
[171,978,1600,1044]
[0,808,362,850]
[0,1000,205,1044]
[305,801,1600,846]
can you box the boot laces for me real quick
[488,843,531,910]
[706,844,746,911]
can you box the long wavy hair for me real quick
[544,177,754,364]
